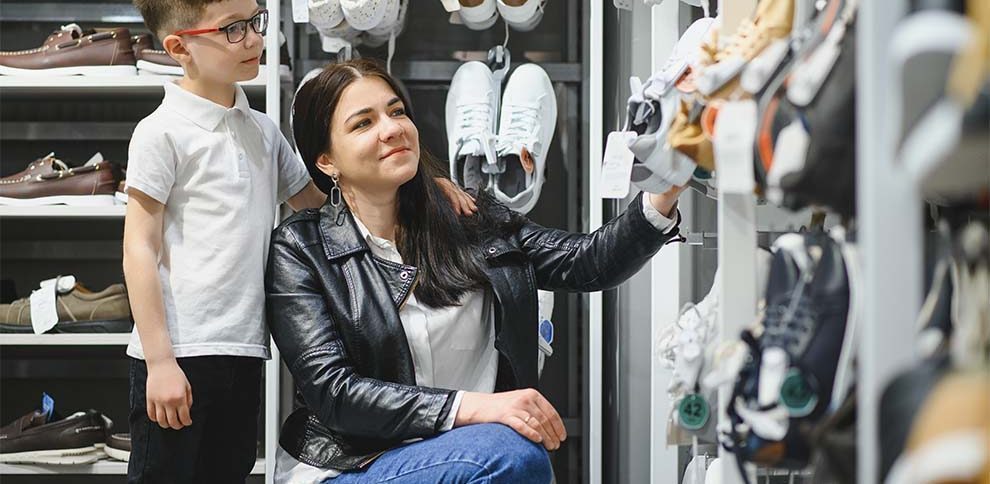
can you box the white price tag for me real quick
[291,0,310,23]
[600,131,638,199]
[30,278,59,334]
[714,100,757,194]
[766,120,810,205]
[440,0,461,12]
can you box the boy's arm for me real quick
[285,180,326,211]
[123,189,193,430]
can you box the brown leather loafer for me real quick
[0,153,120,206]
[0,23,136,77]
[0,406,109,464]
[104,433,131,462]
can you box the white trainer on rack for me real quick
[458,0,500,30]
[497,0,546,32]
[339,0,390,30]
[446,62,499,193]
[493,63,556,214]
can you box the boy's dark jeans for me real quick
[127,356,263,484]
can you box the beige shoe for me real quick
[0,282,132,333]
[696,0,795,99]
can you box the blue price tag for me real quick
[539,319,554,345]
[41,392,55,422]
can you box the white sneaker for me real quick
[366,0,404,38]
[497,0,546,32]
[446,62,498,193]
[627,17,713,193]
[494,63,556,214]
[309,0,345,33]
[340,0,390,30]
[459,0,499,30]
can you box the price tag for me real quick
[714,100,757,194]
[440,0,461,12]
[30,278,59,334]
[766,120,810,205]
[291,0,310,23]
[678,393,711,431]
[600,131,637,199]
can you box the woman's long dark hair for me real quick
[292,59,506,308]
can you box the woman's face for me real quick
[320,76,421,195]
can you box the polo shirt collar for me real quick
[162,80,252,131]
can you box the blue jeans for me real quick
[328,423,553,483]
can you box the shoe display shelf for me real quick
[0,2,287,481]
[0,458,265,476]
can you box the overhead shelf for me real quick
[0,205,126,218]
[0,333,131,346]
[0,458,265,475]
[0,3,144,23]
[0,75,269,96]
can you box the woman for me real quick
[267,59,685,483]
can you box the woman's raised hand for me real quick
[455,389,567,451]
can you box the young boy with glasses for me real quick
[125,3,475,480]
[124,1,328,481]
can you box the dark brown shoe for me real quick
[0,23,136,77]
[135,47,181,76]
[105,433,131,462]
[0,154,119,206]
[0,400,109,464]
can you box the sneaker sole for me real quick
[0,319,132,334]
[0,446,102,464]
[103,446,130,462]
[0,194,117,206]
[0,65,137,77]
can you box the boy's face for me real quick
[170,0,265,84]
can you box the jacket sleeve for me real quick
[265,227,456,441]
[517,192,681,292]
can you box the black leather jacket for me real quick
[265,193,680,471]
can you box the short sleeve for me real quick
[126,121,176,204]
[272,127,311,204]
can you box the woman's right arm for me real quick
[265,226,455,442]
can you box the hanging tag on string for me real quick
[291,0,309,23]
[714,100,757,194]
[600,131,637,199]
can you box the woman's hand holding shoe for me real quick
[648,184,687,218]
[454,389,567,451]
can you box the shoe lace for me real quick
[497,104,541,153]
[721,19,759,60]
[761,279,817,355]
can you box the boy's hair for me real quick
[133,0,225,41]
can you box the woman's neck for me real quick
[345,188,399,242]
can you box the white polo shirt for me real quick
[125,81,310,360]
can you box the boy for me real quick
[124,1,327,481]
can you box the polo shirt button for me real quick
[238,153,244,160]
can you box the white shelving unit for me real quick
[0,2,284,482]
[0,458,265,475]
[0,206,126,218]
[0,334,130,346]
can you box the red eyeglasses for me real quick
[173,9,268,44]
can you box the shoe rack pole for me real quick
[855,0,922,482]
[265,1,282,482]
[588,0,604,482]
[646,1,687,483]
[716,192,758,484]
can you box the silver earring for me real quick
[329,173,342,208]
